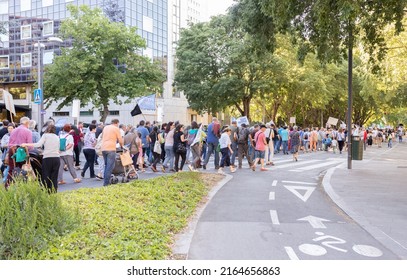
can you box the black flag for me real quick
[131,104,142,116]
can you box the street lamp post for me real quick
[34,36,63,132]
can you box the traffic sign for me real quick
[33,88,42,104]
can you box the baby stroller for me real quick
[110,148,138,184]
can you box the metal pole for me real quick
[37,40,42,133]
[347,25,353,170]
[39,46,44,130]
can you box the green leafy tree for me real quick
[44,5,165,122]
[0,21,7,36]
[175,15,274,121]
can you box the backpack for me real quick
[304,133,308,140]
[377,132,383,138]
[237,128,247,144]
[12,147,28,163]
[95,133,103,156]
[59,134,69,151]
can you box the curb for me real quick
[322,164,407,260]
[172,174,233,259]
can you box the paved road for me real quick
[186,144,404,260]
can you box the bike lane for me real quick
[187,152,399,260]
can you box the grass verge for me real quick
[29,172,223,260]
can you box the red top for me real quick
[70,132,82,147]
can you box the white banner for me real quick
[236,116,249,127]
[289,117,296,124]
[327,117,339,126]
[1,89,16,116]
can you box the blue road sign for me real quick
[34,88,42,105]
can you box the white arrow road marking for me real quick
[269,192,275,200]
[284,246,300,260]
[284,185,316,202]
[270,210,280,225]
[272,180,278,187]
[297,215,331,229]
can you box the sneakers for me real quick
[161,166,166,173]
[218,168,225,174]
[151,166,158,172]
[74,178,82,183]
[188,165,194,171]
[58,180,66,185]
[80,171,85,178]
[230,167,236,173]
[202,164,206,170]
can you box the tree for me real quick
[0,21,7,36]
[44,5,165,122]
[175,15,274,121]
[103,0,125,23]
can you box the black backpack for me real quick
[237,128,248,144]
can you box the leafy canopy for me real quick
[44,5,165,122]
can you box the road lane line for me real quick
[269,192,275,200]
[272,180,278,187]
[270,210,280,225]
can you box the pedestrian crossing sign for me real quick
[33,89,42,104]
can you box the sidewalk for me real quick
[323,141,407,259]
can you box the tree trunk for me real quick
[243,98,251,122]
[100,104,109,123]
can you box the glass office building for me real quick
[0,0,169,124]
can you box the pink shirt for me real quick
[8,125,33,147]
[255,130,266,151]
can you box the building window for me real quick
[191,114,197,123]
[143,16,153,33]
[53,112,70,116]
[43,21,54,36]
[42,0,53,7]
[0,0,8,15]
[21,0,31,12]
[99,110,120,116]
[21,53,32,67]
[8,86,27,100]
[0,55,9,69]
[80,110,94,116]
[21,25,31,40]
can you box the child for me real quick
[331,137,338,154]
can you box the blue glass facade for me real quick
[0,0,168,99]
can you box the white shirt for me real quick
[33,133,60,159]
[219,132,231,149]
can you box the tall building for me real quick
[0,0,207,126]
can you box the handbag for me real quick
[154,139,162,154]
[120,150,133,166]
[176,143,186,154]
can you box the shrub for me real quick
[0,179,79,259]
[31,172,209,260]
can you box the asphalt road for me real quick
[187,148,399,260]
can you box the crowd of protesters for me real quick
[0,115,404,192]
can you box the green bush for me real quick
[0,179,79,259]
[31,172,209,260]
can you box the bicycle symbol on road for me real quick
[286,232,383,259]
